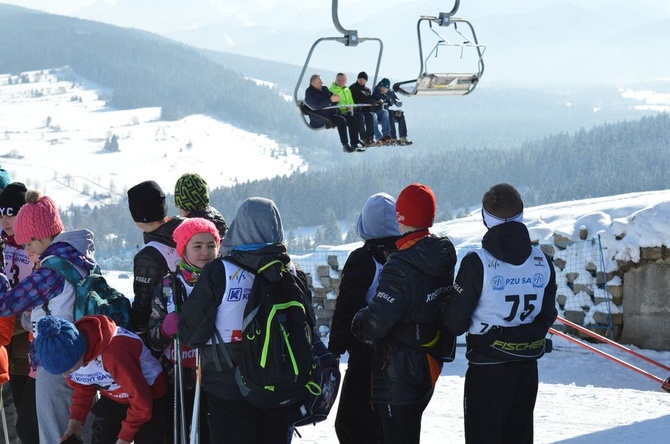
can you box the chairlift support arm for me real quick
[393,1,485,97]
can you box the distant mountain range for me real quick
[65,0,670,86]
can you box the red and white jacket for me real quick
[67,315,166,443]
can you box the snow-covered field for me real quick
[0,68,306,209]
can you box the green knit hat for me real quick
[174,173,209,211]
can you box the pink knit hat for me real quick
[173,217,221,258]
[14,190,64,245]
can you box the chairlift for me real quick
[294,0,384,131]
[393,0,485,97]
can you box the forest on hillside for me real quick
[0,5,658,169]
[62,112,670,269]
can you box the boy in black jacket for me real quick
[127,180,183,341]
[443,183,557,444]
[329,192,400,443]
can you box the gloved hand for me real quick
[160,312,180,338]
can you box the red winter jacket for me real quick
[0,315,16,385]
[67,315,166,443]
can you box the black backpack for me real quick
[227,256,317,409]
[291,338,341,427]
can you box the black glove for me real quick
[544,338,553,353]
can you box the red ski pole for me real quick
[549,327,670,393]
[556,316,670,373]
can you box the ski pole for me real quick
[549,327,670,392]
[173,277,188,444]
[189,349,202,444]
[1,386,9,444]
[173,343,179,444]
[556,316,670,372]
[175,338,188,442]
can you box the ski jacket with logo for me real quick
[131,216,183,335]
[443,222,557,364]
[67,315,166,443]
[352,233,456,405]
[328,237,397,367]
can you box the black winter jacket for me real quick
[304,85,337,128]
[443,222,557,364]
[352,233,456,405]
[328,237,397,367]
[131,216,183,335]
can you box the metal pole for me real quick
[550,327,669,391]
[556,316,670,372]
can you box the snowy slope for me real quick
[0,68,307,208]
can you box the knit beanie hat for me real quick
[0,182,27,217]
[174,173,209,211]
[0,167,11,190]
[357,192,401,241]
[173,217,221,257]
[379,78,391,89]
[127,180,168,223]
[34,316,87,375]
[357,71,368,81]
[14,190,65,245]
[220,197,284,256]
[395,183,437,228]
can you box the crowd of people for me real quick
[0,162,556,444]
[304,72,413,153]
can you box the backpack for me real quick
[291,338,341,427]
[223,257,317,410]
[40,256,133,330]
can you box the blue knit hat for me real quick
[0,167,12,190]
[34,316,87,375]
[379,78,391,89]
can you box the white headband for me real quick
[482,208,524,228]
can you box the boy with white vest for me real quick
[443,183,557,444]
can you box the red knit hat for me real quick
[14,190,64,245]
[395,183,436,228]
[173,217,221,257]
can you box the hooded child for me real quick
[179,197,310,444]
[328,192,401,443]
